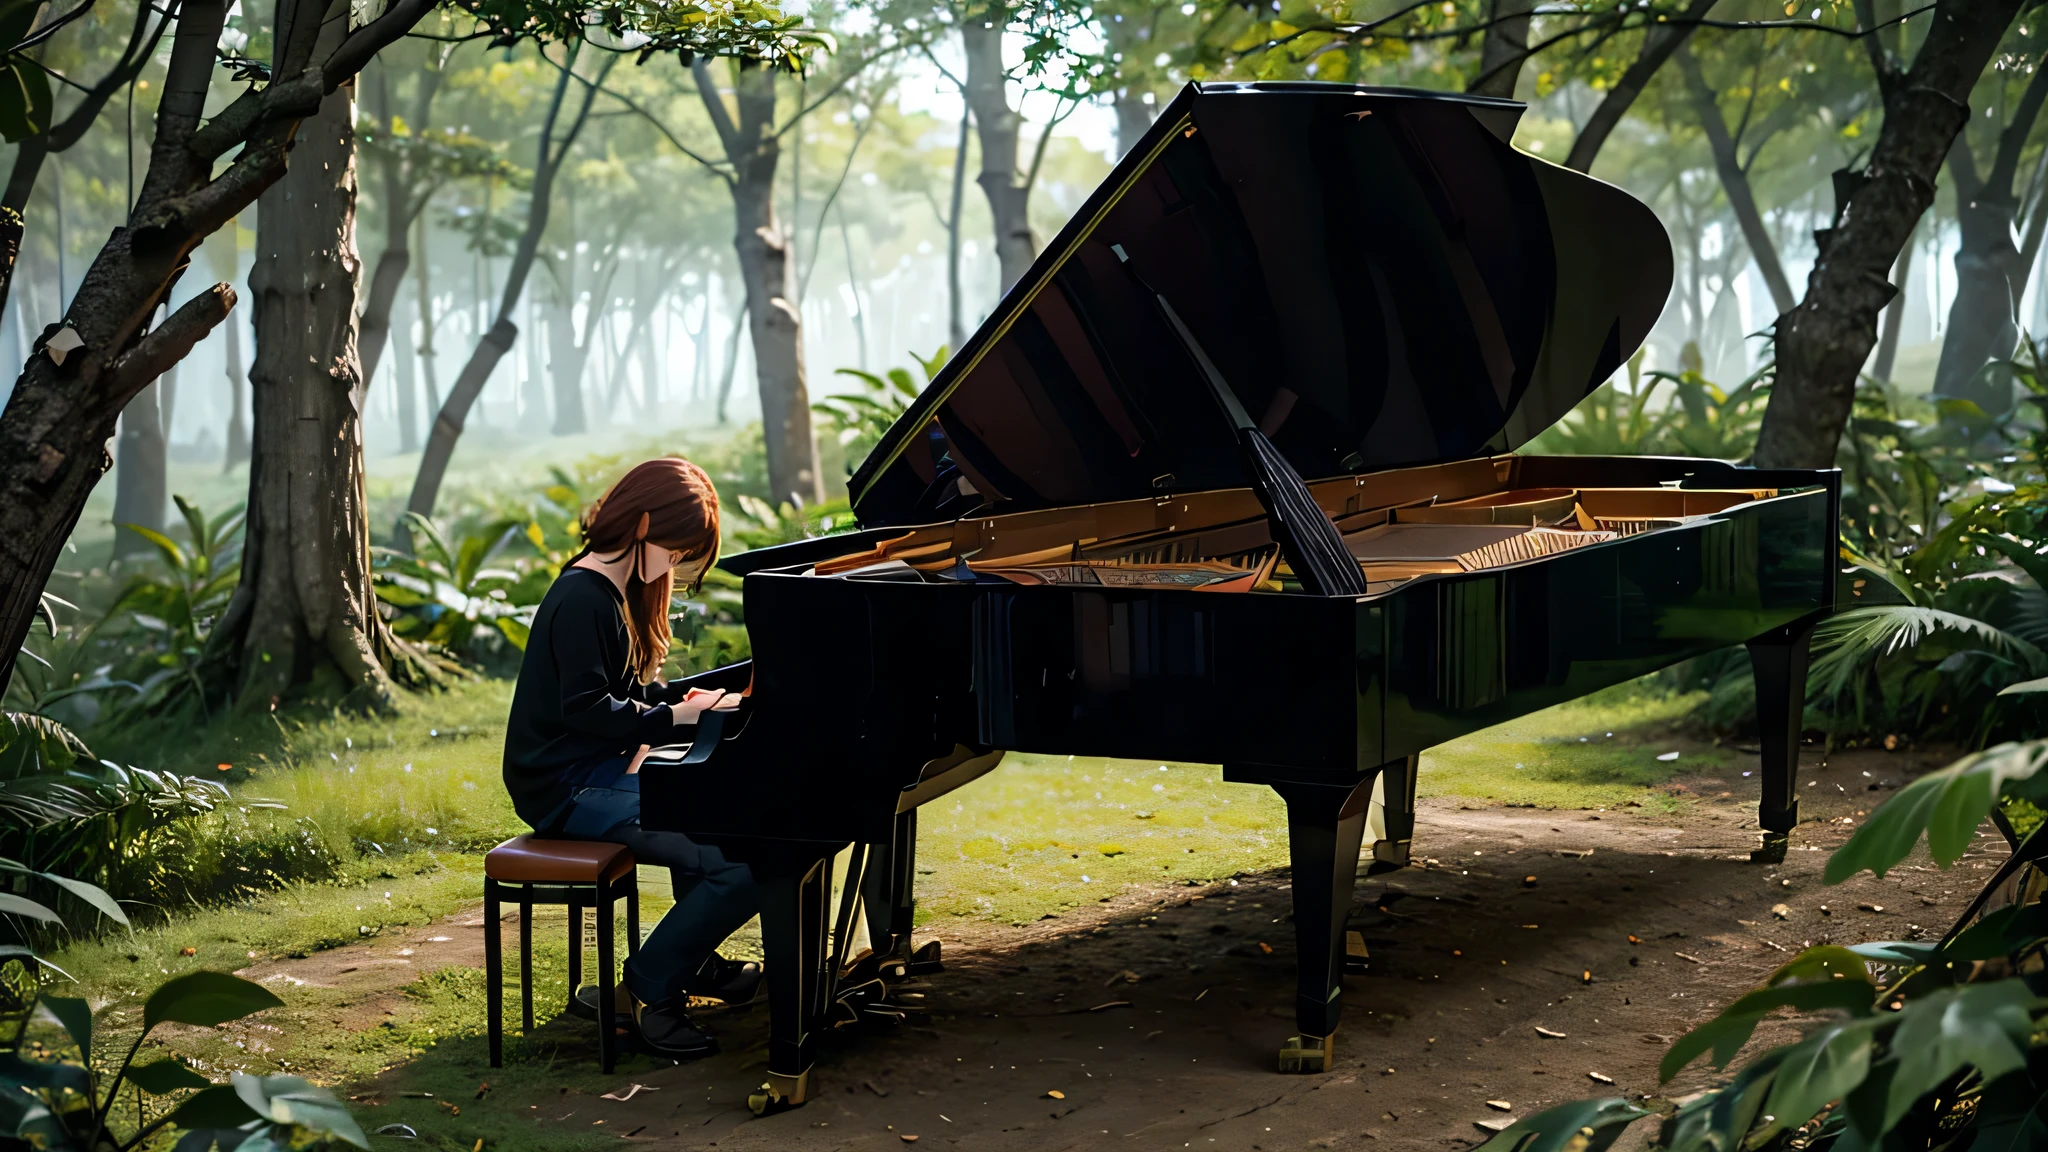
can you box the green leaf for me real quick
[37,995,90,1060]
[1660,1011,1762,1082]
[170,1129,243,1152]
[232,1073,369,1148]
[1999,675,2048,695]
[0,893,63,924]
[129,1056,213,1094]
[1883,981,2040,1132]
[36,872,127,927]
[1720,976,1877,1021]
[1966,1069,2048,1151]
[494,616,530,650]
[1844,940,1939,967]
[143,971,284,1031]
[166,1084,263,1129]
[1470,1096,1648,1152]
[1663,1047,1791,1152]
[1825,741,2048,882]
[0,55,49,144]
[119,523,190,573]
[1757,1020,1877,1141]
[1941,905,2048,962]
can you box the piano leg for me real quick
[1271,775,1375,1074]
[862,809,943,978]
[1747,614,1820,864]
[748,851,836,1116]
[1368,754,1419,873]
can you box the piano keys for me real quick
[643,80,1836,1114]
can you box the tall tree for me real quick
[960,17,1034,292]
[1930,42,2048,419]
[1467,0,1534,99]
[0,0,173,316]
[1756,0,2028,469]
[207,222,252,469]
[406,48,614,522]
[206,14,413,710]
[0,0,811,692]
[110,378,167,558]
[693,57,825,506]
[357,46,451,393]
[1673,41,1798,314]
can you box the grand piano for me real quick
[644,81,1837,1115]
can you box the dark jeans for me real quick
[552,749,757,1007]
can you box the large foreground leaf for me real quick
[144,972,283,1031]
[1471,1097,1648,1152]
[1826,740,2048,882]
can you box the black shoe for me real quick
[689,954,763,1005]
[568,984,633,1022]
[633,1000,718,1060]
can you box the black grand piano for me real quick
[645,81,1837,1114]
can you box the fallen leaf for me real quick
[1045,1090,1065,1100]
[1103,969,1140,987]
[600,1084,656,1102]
[864,1080,889,1098]
[1859,903,1884,913]
[1087,1000,1131,1012]
[1581,970,1593,984]
[1587,1072,1614,1085]
[1627,935,1640,944]
[1474,1118,1512,1133]
[1521,875,1538,888]
[1258,942,1273,955]
[179,947,196,957]
[1675,952,1706,964]
[1485,1100,1513,1111]
[435,1101,459,1116]
[1771,903,1791,919]
[1656,751,1680,762]
[901,1136,919,1144]
[1535,1026,1566,1039]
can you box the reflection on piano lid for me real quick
[844,82,1673,531]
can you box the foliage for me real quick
[1478,733,2048,1152]
[373,513,549,664]
[0,968,365,1152]
[0,712,231,900]
[815,345,945,467]
[106,499,246,714]
[1524,346,1768,460]
[0,0,51,143]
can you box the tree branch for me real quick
[1566,0,1717,173]
[691,57,744,160]
[101,283,236,406]
[595,83,735,182]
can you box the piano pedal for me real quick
[1278,1031,1335,1074]
[905,939,943,976]
[1343,931,1370,974]
[747,1069,811,1116]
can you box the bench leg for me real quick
[1270,776,1373,1074]
[626,872,640,958]
[1748,614,1819,863]
[597,883,617,1074]
[749,851,835,1115]
[519,889,534,1034]
[485,880,503,1068]
[566,892,582,1012]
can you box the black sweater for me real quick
[503,566,689,826]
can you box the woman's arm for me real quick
[554,598,676,744]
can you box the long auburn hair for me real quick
[578,458,721,684]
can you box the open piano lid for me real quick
[848,82,1674,530]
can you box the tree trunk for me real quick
[408,50,604,522]
[358,58,444,392]
[1676,44,1796,315]
[701,59,822,507]
[947,102,970,352]
[1929,58,2048,417]
[548,299,591,435]
[111,378,167,558]
[413,213,440,415]
[223,309,250,469]
[391,287,419,453]
[1873,230,1916,383]
[1468,0,1534,99]
[1755,0,2026,470]
[962,20,1034,292]
[716,298,746,425]
[207,75,400,711]
[1565,0,1718,174]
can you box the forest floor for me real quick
[55,698,1989,1152]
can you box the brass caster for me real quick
[1750,832,1790,864]
[746,1069,810,1117]
[1278,1032,1334,1074]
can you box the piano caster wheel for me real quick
[1278,1032,1334,1074]
[747,1069,811,1117]
[1750,832,1790,864]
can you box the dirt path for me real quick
[251,745,1993,1150]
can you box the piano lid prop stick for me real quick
[1110,244,1370,598]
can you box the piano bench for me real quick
[483,835,641,1073]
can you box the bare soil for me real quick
[267,744,2002,1151]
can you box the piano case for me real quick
[644,81,1836,1106]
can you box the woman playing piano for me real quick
[502,457,756,1060]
